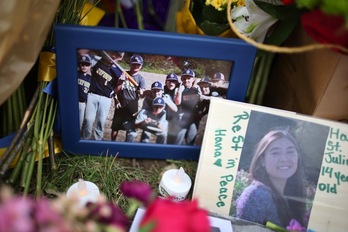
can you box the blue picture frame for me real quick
[54,24,257,160]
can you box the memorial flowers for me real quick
[0,180,210,232]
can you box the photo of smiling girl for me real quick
[231,111,330,231]
[236,130,307,228]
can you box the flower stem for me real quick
[126,199,141,218]
[0,86,40,171]
[115,0,128,28]
[7,127,34,184]
[134,0,144,30]
[256,52,275,105]
[48,131,57,177]
[0,124,34,176]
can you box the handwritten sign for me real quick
[308,127,348,232]
[193,98,348,232]
[193,100,249,216]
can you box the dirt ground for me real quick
[103,71,168,142]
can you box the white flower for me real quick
[231,0,281,42]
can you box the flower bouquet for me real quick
[176,0,348,104]
[226,0,348,53]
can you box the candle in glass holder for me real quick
[66,179,100,208]
[158,167,192,201]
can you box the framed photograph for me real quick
[193,98,348,231]
[54,24,257,159]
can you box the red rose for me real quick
[301,9,348,52]
[140,198,210,232]
[282,0,294,5]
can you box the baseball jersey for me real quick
[89,60,122,98]
[135,109,167,129]
[180,86,201,113]
[78,72,91,102]
[177,86,201,127]
[163,86,178,121]
[117,72,146,106]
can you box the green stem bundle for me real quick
[246,52,275,105]
[1,83,27,137]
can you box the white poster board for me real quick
[193,98,348,232]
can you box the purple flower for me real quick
[287,219,305,232]
[87,201,129,230]
[120,180,153,205]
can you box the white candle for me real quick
[158,167,192,201]
[66,179,100,208]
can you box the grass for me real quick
[1,151,198,212]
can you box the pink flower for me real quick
[286,219,305,232]
[0,197,35,232]
[34,198,71,232]
[120,180,153,205]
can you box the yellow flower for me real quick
[236,0,245,7]
[206,0,245,11]
[205,0,228,11]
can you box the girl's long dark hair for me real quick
[249,130,307,227]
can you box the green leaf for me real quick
[139,221,156,232]
[254,0,302,21]
[263,19,300,46]
[190,0,206,25]
[296,0,320,10]
[199,21,230,36]
[321,0,348,17]
[202,5,228,24]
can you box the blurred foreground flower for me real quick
[0,185,128,232]
[121,180,211,232]
[0,180,210,232]
[286,219,305,232]
[140,198,210,232]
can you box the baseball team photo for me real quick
[77,49,233,146]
